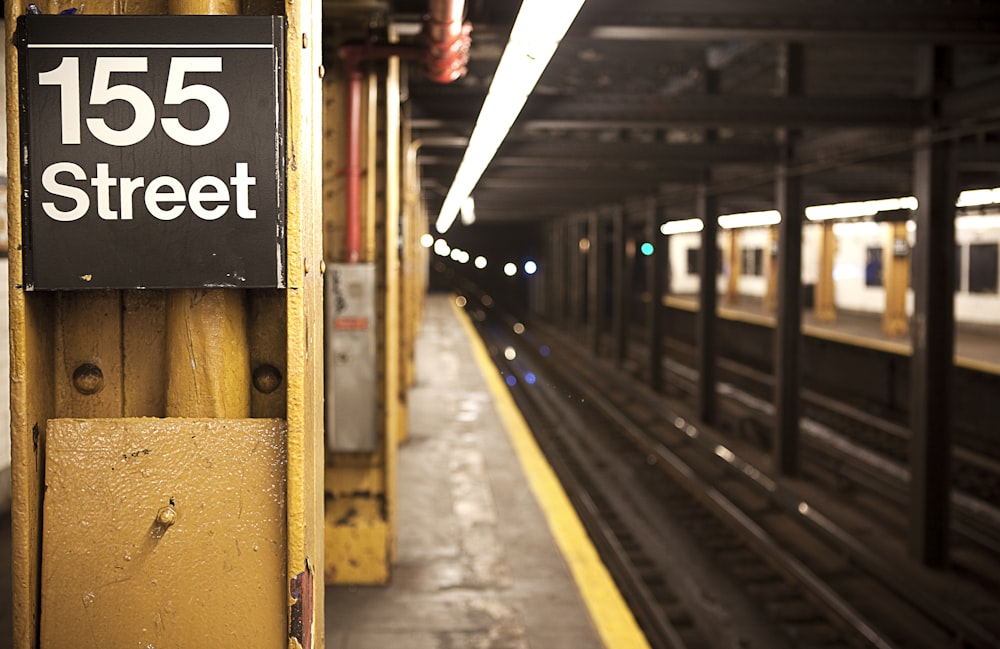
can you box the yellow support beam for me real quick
[725,228,741,305]
[6,1,324,646]
[882,221,910,337]
[323,51,403,584]
[814,221,837,323]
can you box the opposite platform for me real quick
[326,294,645,649]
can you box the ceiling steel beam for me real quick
[524,95,924,128]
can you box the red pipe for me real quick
[339,0,470,264]
[345,65,363,264]
[424,0,472,83]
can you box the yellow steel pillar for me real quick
[883,221,910,337]
[7,1,324,647]
[725,228,741,305]
[814,221,837,323]
[324,53,402,584]
[764,225,779,313]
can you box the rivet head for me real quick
[253,364,283,394]
[155,506,176,527]
[72,363,104,395]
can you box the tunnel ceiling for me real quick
[391,0,1000,228]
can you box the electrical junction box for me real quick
[325,263,377,452]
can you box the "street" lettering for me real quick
[41,161,258,222]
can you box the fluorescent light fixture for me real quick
[957,187,1000,207]
[805,196,917,221]
[661,218,704,235]
[503,262,518,277]
[434,0,586,233]
[523,260,538,275]
[474,255,488,269]
[832,221,882,236]
[460,196,476,225]
[718,210,781,229]
[957,214,1000,230]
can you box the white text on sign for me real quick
[41,161,258,222]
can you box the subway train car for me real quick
[668,206,1000,325]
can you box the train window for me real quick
[969,243,999,294]
[686,247,724,275]
[865,247,883,287]
[741,248,764,276]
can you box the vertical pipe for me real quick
[773,42,804,477]
[345,67,363,263]
[910,45,956,567]
[696,182,718,424]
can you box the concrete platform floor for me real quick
[325,294,605,649]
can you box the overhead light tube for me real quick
[434,0,587,233]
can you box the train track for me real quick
[462,296,1000,649]
[618,336,1000,562]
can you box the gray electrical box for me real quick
[325,263,377,451]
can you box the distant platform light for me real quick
[474,256,488,269]
[504,346,516,360]
[524,372,537,385]
[505,374,517,387]
[420,233,435,248]
[539,345,551,357]
[434,239,450,256]
[661,218,704,235]
[639,242,654,256]
[578,238,591,252]
[503,262,518,277]
[455,295,467,307]
[513,322,525,334]
[523,260,538,275]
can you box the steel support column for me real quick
[647,203,666,391]
[909,45,956,568]
[696,182,718,424]
[612,206,629,367]
[567,218,589,333]
[551,221,565,323]
[773,42,804,477]
[588,211,602,355]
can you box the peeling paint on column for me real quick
[289,561,314,648]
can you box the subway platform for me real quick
[325,293,644,648]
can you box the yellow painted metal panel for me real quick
[40,417,287,649]
[882,221,910,337]
[324,498,390,584]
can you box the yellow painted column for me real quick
[324,54,402,584]
[725,228,741,305]
[882,221,910,337]
[7,1,325,646]
[814,221,837,323]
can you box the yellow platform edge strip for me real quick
[452,299,652,649]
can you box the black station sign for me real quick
[17,15,286,290]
